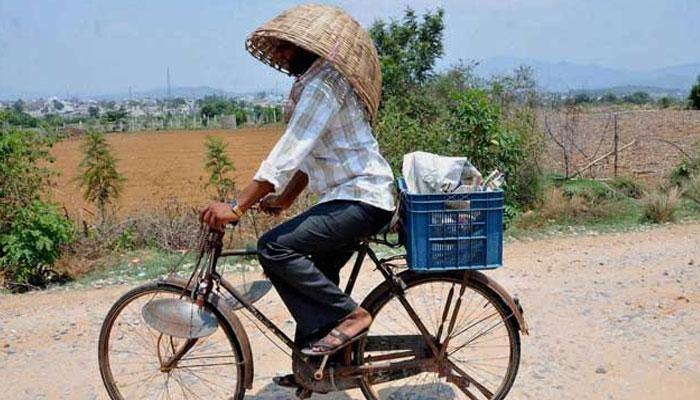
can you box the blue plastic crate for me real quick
[397,178,504,271]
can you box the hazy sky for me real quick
[0,0,698,96]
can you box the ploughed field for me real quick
[49,109,700,217]
[539,109,700,181]
[49,126,283,216]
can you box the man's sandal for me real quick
[301,328,369,356]
[272,374,299,388]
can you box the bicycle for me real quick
[98,187,528,399]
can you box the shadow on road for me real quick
[245,381,458,399]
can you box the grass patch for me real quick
[508,175,700,236]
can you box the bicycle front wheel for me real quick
[98,283,246,400]
[356,271,521,400]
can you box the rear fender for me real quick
[157,276,255,389]
[466,270,529,335]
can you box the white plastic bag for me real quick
[402,151,476,194]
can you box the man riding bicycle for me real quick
[200,3,394,383]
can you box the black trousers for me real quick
[257,200,393,345]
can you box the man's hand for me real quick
[200,202,239,231]
[259,194,288,216]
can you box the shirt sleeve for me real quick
[253,74,342,191]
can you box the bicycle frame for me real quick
[213,238,433,358]
[169,232,525,397]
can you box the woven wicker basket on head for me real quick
[246,4,382,122]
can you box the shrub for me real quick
[641,187,681,223]
[623,91,651,105]
[685,175,700,206]
[0,200,73,290]
[0,129,55,224]
[0,129,73,290]
[669,143,700,186]
[689,75,700,110]
[76,130,125,225]
[559,179,614,202]
[204,136,236,201]
[118,198,200,251]
[608,176,644,199]
[658,96,673,109]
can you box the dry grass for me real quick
[515,187,626,229]
[683,175,700,207]
[641,186,682,223]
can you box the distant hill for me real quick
[92,86,240,100]
[3,58,698,101]
[474,56,700,94]
[566,85,687,99]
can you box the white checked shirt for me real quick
[254,61,396,211]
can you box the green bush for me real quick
[374,70,541,212]
[685,175,700,207]
[623,91,651,105]
[669,143,700,186]
[0,200,73,288]
[0,101,38,128]
[608,176,644,199]
[0,129,74,290]
[111,227,136,251]
[559,179,614,202]
[204,136,237,201]
[0,129,55,222]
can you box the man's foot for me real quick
[272,374,298,388]
[302,307,372,356]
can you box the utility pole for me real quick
[613,113,619,177]
[167,67,172,99]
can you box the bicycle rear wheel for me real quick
[356,271,520,400]
[98,283,246,400]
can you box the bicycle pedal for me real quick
[295,387,312,399]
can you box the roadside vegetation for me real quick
[1,8,699,292]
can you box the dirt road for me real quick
[1,223,699,399]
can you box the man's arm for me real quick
[202,72,338,230]
[277,170,309,208]
[260,170,308,215]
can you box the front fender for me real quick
[157,275,255,390]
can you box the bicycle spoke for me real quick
[359,276,518,399]
[101,287,242,400]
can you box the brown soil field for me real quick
[49,109,700,217]
[50,126,283,216]
[541,109,700,181]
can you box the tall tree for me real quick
[369,7,445,97]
